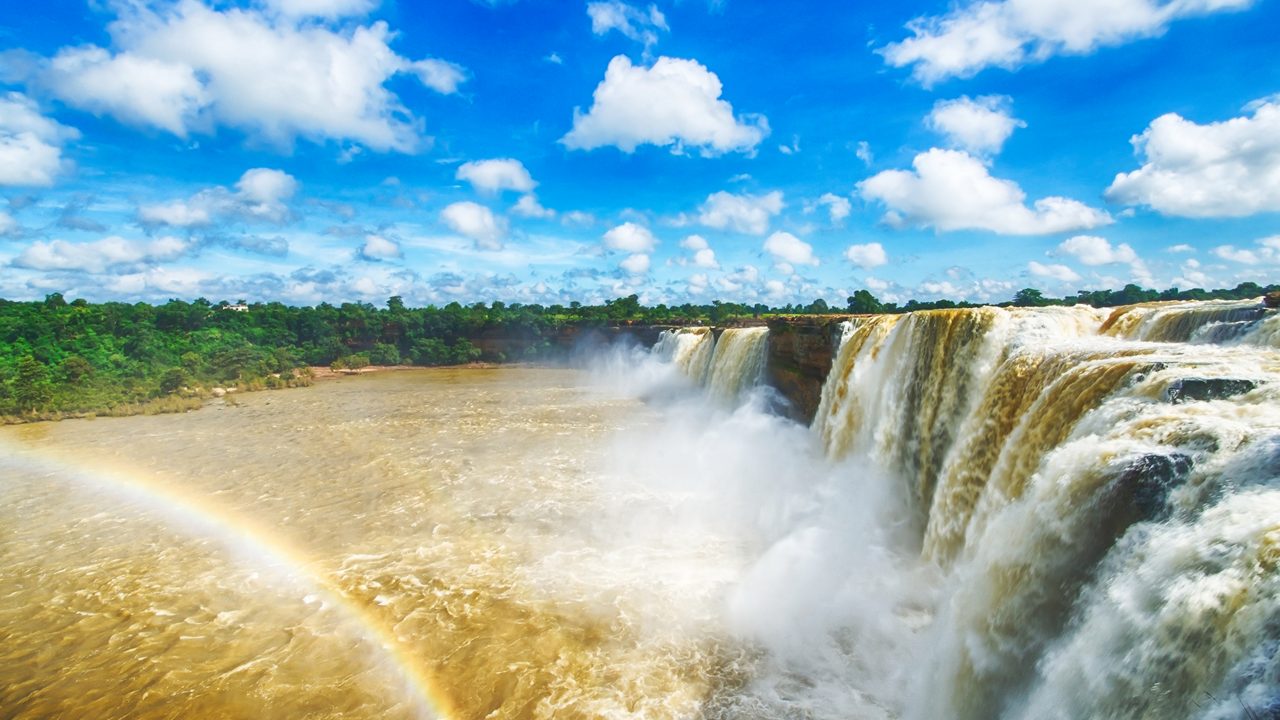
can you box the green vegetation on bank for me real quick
[2,281,1276,420]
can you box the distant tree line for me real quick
[1,281,1275,418]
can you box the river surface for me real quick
[0,368,773,720]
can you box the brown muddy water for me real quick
[0,369,753,720]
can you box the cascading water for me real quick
[655,326,770,401]
[803,300,1280,720]
[653,327,716,385]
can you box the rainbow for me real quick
[0,436,455,720]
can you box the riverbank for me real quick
[0,363,512,425]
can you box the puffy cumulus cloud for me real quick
[441,201,506,250]
[236,168,298,221]
[409,58,469,95]
[360,233,402,261]
[512,194,555,219]
[813,193,852,224]
[0,211,16,235]
[1105,97,1280,217]
[456,158,537,194]
[602,222,657,253]
[619,252,651,274]
[858,148,1112,234]
[697,190,784,235]
[844,242,888,269]
[12,235,192,274]
[138,200,212,227]
[0,92,79,186]
[561,56,768,156]
[881,0,1255,85]
[1028,260,1082,283]
[1213,236,1280,265]
[763,231,818,266]
[42,47,208,136]
[680,234,718,268]
[31,1,466,151]
[1057,235,1138,265]
[927,95,1024,155]
[587,1,668,49]
[138,167,298,227]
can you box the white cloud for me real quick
[264,0,378,18]
[561,55,768,156]
[0,92,78,186]
[619,252,651,274]
[236,168,298,221]
[1213,237,1280,265]
[12,235,192,273]
[34,2,466,151]
[845,242,888,269]
[1105,96,1280,217]
[441,201,506,250]
[881,0,1255,85]
[927,95,1024,155]
[855,141,874,166]
[1028,260,1082,283]
[43,47,207,136]
[457,158,537,194]
[764,279,787,297]
[138,167,298,226]
[1057,235,1138,265]
[680,234,708,250]
[0,212,16,235]
[360,233,402,260]
[137,200,212,227]
[816,193,852,224]
[512,194,555,218]
[1165,243,1195,253]
[763,231,818,266]
[691,247,719,268]
[858,148,1112,234]
[410,59,469,95]
[587,1,668,49]
[603,222,657,253]
[697,190,784,235]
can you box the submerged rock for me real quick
[1163,377,1258,403]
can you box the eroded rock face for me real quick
[764,317,845,424]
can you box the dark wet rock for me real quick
[1118,453,1194,521]
[1265,291,1280,309]
[1163,377,1259,403]
[764,316,846,424]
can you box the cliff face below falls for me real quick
[762,317,845,423]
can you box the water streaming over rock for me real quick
[655,326,769,401]
[812,300,1280,720]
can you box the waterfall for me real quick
[653,327,715,385]
[655,326,769,402]
[705,328,769,402]
[812,302,1280,720]
[1100,298,1278,347]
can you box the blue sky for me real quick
[0,0,1277,307]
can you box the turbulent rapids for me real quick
[2,298,1279,720]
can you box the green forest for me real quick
[1,281,1276,420]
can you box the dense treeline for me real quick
[2,281,1276,419]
